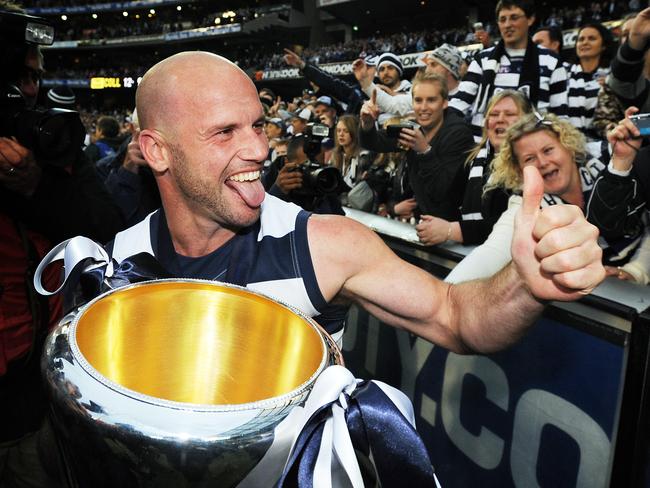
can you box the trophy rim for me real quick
[68,278,337,413]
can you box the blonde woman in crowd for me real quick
[446,112,622,283]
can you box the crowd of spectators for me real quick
[7,1,643,486]
[42,0,629,80]
[247,0,650,285]
[45,0,650,287]
[35,3,287,42]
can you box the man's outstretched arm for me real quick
[308,167,605,354]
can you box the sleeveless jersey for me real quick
[110,194,347,341]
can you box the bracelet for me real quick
[417,145,432,155]
[445,223,452,242]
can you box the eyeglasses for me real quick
[497,13,526,24]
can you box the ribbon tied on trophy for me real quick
[34,236,170,300]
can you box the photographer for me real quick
[0,5,124,486]
[359,72,474,222]
[269,133,345,215]
[96,109,161,227]
[313,96,338,129]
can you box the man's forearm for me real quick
[449,262,543,354]
[362,82,412,116]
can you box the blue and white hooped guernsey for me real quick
[110,194,347,343]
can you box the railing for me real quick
[342,207,650,487]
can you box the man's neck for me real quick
[162,198,238,257]
[170,220,236,257]
[447,76,459,94]
[505,37,529,51]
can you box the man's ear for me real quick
[138,129,169,173]
[527,15,536,29]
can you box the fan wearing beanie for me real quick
[352,51,412,124]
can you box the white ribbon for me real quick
[33,236,111,296]
[238,365,442,488]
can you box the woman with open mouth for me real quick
[445,111,639,284]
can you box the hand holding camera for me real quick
[122,130,147,174]
[319,112,334,128]
[0,136,42,196]
[276,161,304,194]
[608,106,644,172]
[396,123,427,153]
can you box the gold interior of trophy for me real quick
[75,281,326,405]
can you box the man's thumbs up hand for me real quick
[511,166,605,301]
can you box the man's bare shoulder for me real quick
[307,212,372,237]
[307,213,386,260]
[306,213,396,302]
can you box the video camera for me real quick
[0,10,85,167]
[293,123,348,196]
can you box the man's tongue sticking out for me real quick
[227,178,266,208]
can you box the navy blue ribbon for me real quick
[276,381,435,487]
[78,252,172,302]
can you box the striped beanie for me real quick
[376,52,403,77]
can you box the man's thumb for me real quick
[521,165,544,216]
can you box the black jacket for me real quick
[1,149,125,243]
[586,146,650,242]
[360,110,475,220]
[301,63,366,115]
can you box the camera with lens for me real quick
[385,120,420,138]
[292,123,348,196]
[0,10,85,167]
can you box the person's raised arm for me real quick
[358,90,400,153]
[352,59,374,91]
[283,48,306,69]
[586,107,646,239]
[359,88,379,131]
[607,106,643,172]
[308,166,604,354]
[628,7,650,51]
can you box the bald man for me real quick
[110,51,604,351]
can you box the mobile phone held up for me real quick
[630,114,650,136]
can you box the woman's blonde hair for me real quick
[485,112,587,194]
[465,90,533,164]
[411,71,448,100]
